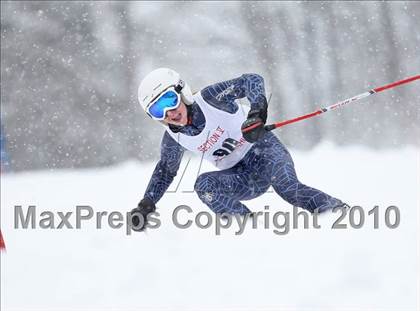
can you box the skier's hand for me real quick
[129,198,156,232]
[241,101,268,143]
[241,115,266,143]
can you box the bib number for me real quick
[212,138,240,157]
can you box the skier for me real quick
[131,68,345,230]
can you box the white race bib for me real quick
[167,92,253,170]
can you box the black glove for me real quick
[241,96,268,143]
[129,198,156,231]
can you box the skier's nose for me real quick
[166,108,178,119]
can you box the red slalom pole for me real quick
[265,75,420,131]
[0,230,5,251]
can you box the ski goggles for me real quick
[146,87,181,120]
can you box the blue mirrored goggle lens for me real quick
[148,91,179,119]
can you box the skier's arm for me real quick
[200,73,267,114]
[129,133,184,232]
[143,132,185,204]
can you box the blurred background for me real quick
[1,1,419,172]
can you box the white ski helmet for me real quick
[138,68,194,118]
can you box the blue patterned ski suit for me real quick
[143,74,342,214]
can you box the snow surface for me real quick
[1,142,419,311]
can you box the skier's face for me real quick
[164,100,188,126]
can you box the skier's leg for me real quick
[194,162,270,215]
[250,132,342,213]
[271,160,342,213]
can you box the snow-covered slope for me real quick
[1,142,418,310]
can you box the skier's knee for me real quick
[194,173,217,204]
[195,173,210,192]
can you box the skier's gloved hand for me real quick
[129,198,156,232]
[241,95,268,143]
[248,95,268,123]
